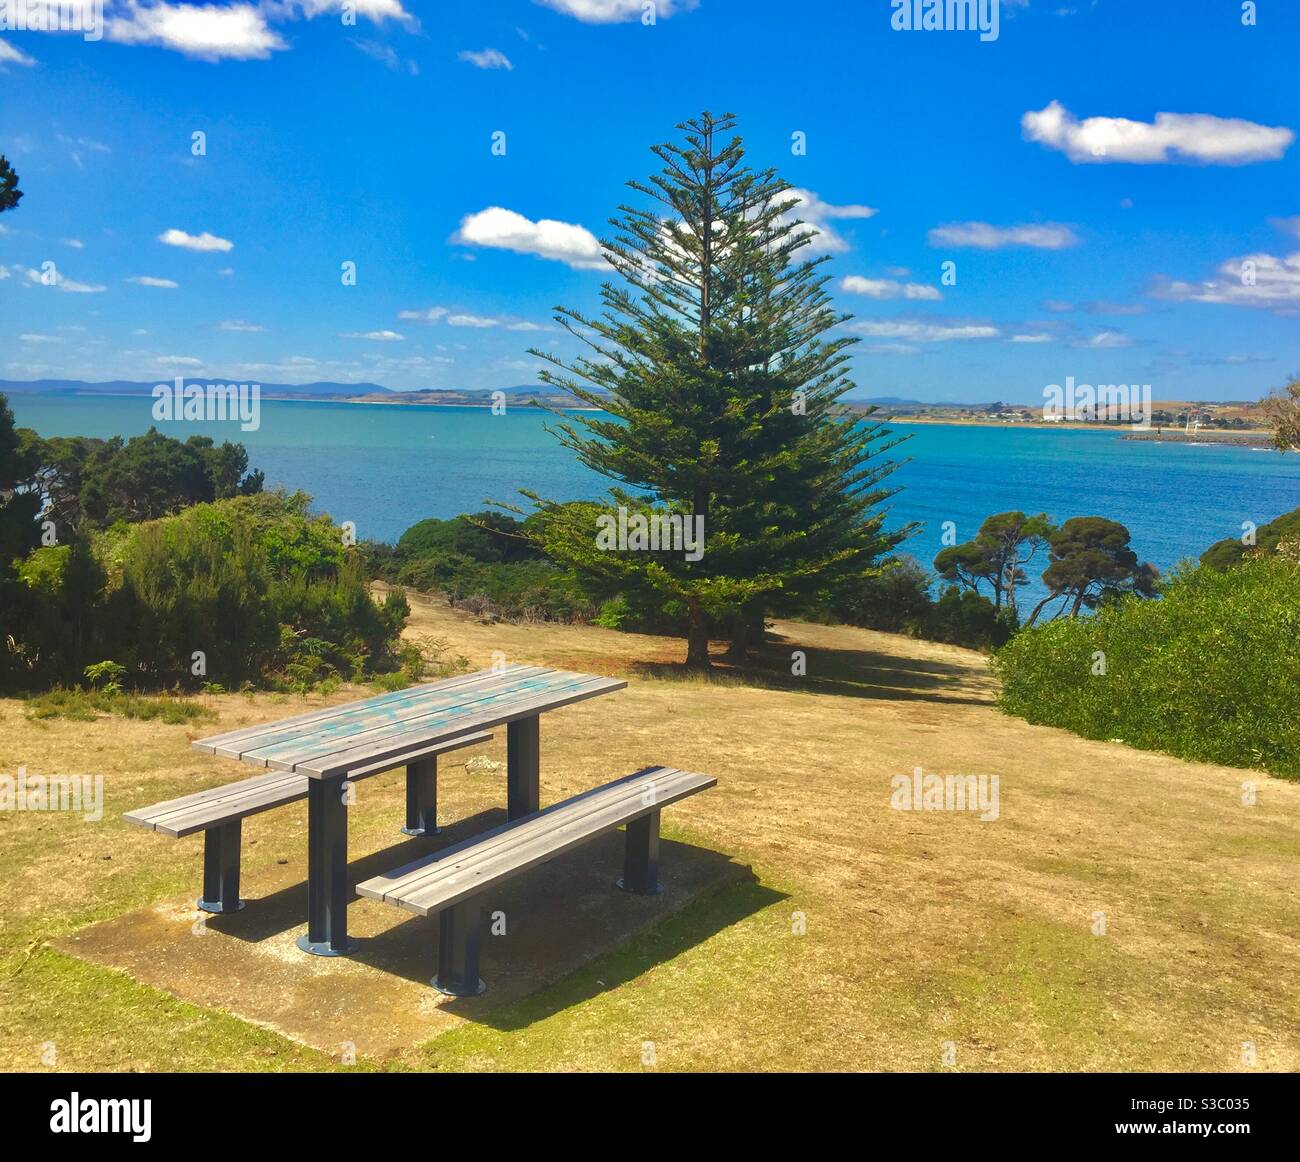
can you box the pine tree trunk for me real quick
[685,598,712,673]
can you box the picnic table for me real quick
[188,664,626,956]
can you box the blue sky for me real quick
[1,0,1298,402]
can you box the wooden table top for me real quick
[192,665,627,779]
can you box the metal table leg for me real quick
[506,715,540,820]
[402,755,439,836]
[618,809,664,894]
[297,773,357,956]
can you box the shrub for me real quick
[993,554,1300,778]
[1201,506,1300,571]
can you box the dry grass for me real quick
[2,596,1298,1071]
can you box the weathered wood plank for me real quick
[201,666,546,760]
[237,668,571,765]
[126,730,493,837]
[356,767,715,916]
[293,676,627,779]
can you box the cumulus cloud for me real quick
[159,227,234,252]
[453,206,607,270]
[1151,252,1300,313]
[781,188,877,255]
[106,1,417,61]
[928,221,1079,250]
[1022,100,1294,165]
[534,0,697,22]
[127,275,180,287]
[458,48,512,70]
[841,275,941,302]
[848,319,999,343]
[108,3,287,61]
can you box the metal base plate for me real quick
[400,826,441,837]
[616,878,665,896]
[296,934,359,957]
[431,976,487,997]
[196,897,245,914]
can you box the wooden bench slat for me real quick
[245,669,594,771]
[125,730,492,838]
[356,766,715,916]
[292,676,627,779]
[209,667,553,762]
[192,665,540,755]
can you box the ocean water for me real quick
[10,395,1300,598]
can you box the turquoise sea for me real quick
[10,394,1300,592]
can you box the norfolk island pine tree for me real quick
[515,111,914,672]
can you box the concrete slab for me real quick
[55,809,748,1063]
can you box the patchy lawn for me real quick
[2,594,1297,1071]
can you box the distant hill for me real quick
[0,378,393,398]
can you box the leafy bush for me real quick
[2,491,410,693]
[826,555,934,633]
[913,586,1016,650]
[993,553,1300,778]
[1201,506,1300,571]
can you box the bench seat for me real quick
[357,765,715,994]
[124,729,492,913]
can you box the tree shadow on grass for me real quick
[629,629,993,707]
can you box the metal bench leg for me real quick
[506,715,540,820]
[298,774,357,956]
[198,820,245,914]
[402,755,439,836]
[433,899,486,996]
[618,810,664,895]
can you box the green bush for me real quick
[2,491,410,693]
[1201,506,1300,571]
[25,687,215,724]
[993,553,1300,778]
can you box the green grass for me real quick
[24,688,216,725]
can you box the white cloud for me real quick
[159,227,234,252]
[398,307,449,323]
[292,0,416,26]
[458,48,512,70]
[857,343,919,357]
[1151,252,1300,313]
[534,0,696,22]
[354,39,418,74]
[848,319,999,342]
[62,238,85,249]
[928,221,1079,250]
[0,38,37,68]
[1022,100,1294,165]
[20,333,61,343]
[1010,333,1053,344]
[108,3,287,61]
[156,355,203,366]
[841,275,941,302]
[1074,330,1134,349]
[781,188,877,255]
[128,275,179,288]
[341,330,405,341]
[219,319,266,331]
[22,266,106,293]
[453,206,607,270]
[398,305,543,330]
